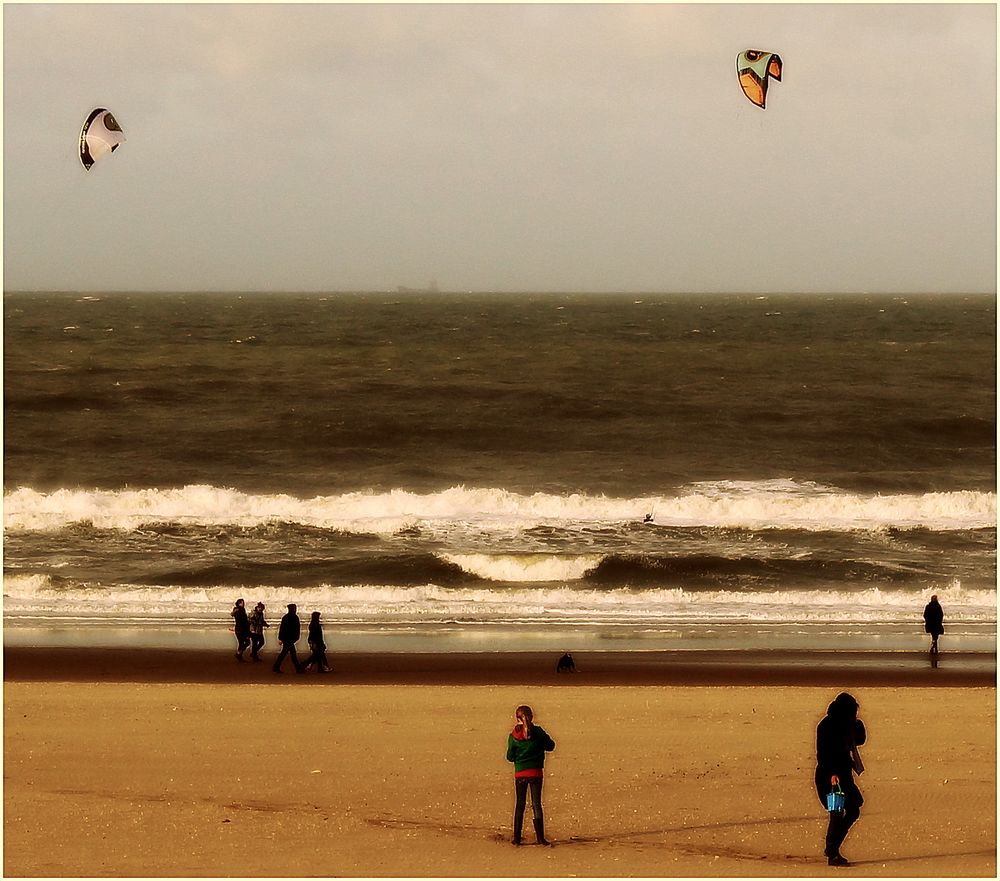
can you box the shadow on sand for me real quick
[849,848,995,868]
[371,811,995,872]
[562,812,817,845]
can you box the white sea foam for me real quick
[4,481,996,533]
[439,553,602,582]
[4,573,994,627]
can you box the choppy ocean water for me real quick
[3,292,995,652]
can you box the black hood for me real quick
[827,692,859,719]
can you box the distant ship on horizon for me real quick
[396,279,439,294]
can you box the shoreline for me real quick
[4,618,997,657]
[4,646,995,686]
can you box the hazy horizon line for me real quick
[5,288,996,298]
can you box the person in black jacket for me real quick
[230,598,251,662]
[303,610,330,672]
[815,692,866,867]
[272,603,304,674]
[923,595,944,654]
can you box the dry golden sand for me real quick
[3,657,995,877]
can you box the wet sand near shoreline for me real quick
[3,646,996,686]
[3,648,996,877]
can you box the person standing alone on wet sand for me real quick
[923,594,944,654]
[815,692,866,867]
[231,598,251,661]
[272,603,303,674]
[506,705,555,846]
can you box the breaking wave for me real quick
[3,573,995,627]
[12,550,969,591]
[5,481,995,533]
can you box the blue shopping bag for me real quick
[825,776,845,812]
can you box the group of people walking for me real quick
[508,694,868,866]
[230,599,330,673]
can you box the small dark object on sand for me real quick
[556,652,576,673]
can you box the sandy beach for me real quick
[3,648,995,877]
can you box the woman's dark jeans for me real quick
[513,777,543,840]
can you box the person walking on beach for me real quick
[248,602,269,661]
[303,610,331,672]
[923,594,944,654]
[506,705,555,846]
[272,603,304,674]
[230,598,251,662]
[815,692,866,867]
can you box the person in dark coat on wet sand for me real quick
[248,602,269,661]
[506,705,555,846]
[303,611,331,672]
[230,598,251,661]
[815,692,866,867]
[272,603,303,674]
[923,595,944,653]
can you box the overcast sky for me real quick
[3,3,996,294]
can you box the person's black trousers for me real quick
[819,777,863,857]
[513,777,543,842]
[272,642,300,672]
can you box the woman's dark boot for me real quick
[533,818,551,846]
[824,813,849,865]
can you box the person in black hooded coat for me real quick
[814,692,866,867]
[272,603,304,674]
[230,598,251,661]
[303,610,331,672]
[923,595,944,653]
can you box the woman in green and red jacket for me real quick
[505,705,555,845]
